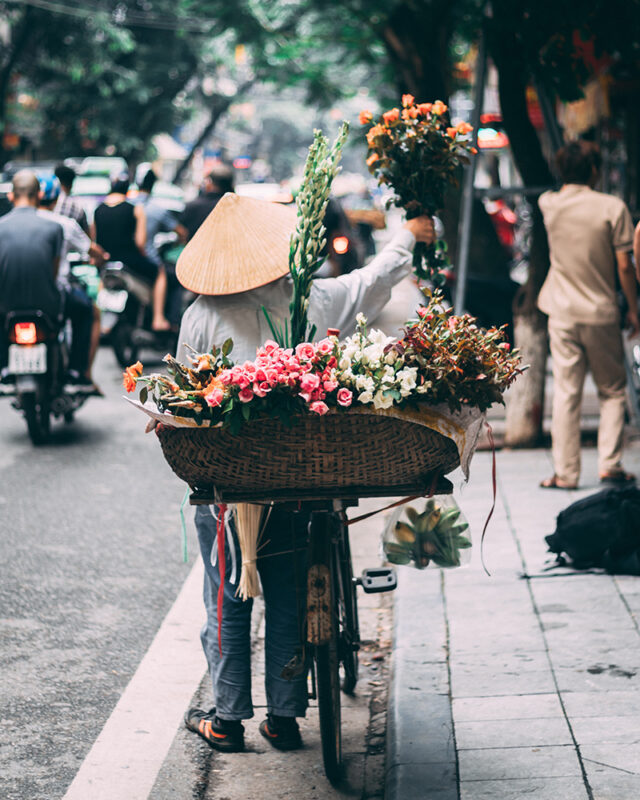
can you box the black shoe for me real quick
[184,707,245,752]
[259,715,302,751]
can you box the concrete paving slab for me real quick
[459,776,589,799]
[455,716,573,750]
[587,769,640,800]
[580,742,640,775]
[452,693,564,722]
[450,663,556,698]
[458,744,583,781]
[560,690,640,718]
[570,714,640,745]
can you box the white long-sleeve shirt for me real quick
[176,228,416,364]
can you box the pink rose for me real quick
[253,382,270,398]
[205,387,224,407]
[263,339,279,354]
[309,401,329,415]
[323,379,338,393]
[295,342,315,361]
[255,368,267,383]
[337,388,353,407]
[316,339,333,356]
[238,387,254,403]
[219,370,233,386]
[417,306,427,318]
[265,368,279,386]
[243,361,257,374]
[300,372,321,393]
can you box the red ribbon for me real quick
[216,503,227,656]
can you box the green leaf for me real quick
[139,385,148,405]
[222,338,233,357]
[241,403,251,421]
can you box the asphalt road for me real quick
[0,346,197,800]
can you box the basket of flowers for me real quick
[127,111,521,501]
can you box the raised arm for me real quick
[309,216,434,336]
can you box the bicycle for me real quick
[190,476,452,785]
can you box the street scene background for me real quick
[2,1,640,798]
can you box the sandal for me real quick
[599,471,636,485]
[540,475,577,490]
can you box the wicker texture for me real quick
[156,410,460,496]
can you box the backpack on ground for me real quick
[545,486,640,574]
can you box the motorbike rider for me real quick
[133,168,184,325]
[177,164,234,242]
[93,172,171,331]
[0,170,93,390]
[39,176,107,387]
[54,163,90,234]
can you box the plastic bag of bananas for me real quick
[382,496,472,569]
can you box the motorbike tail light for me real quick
[13,322,38,345]
[333,236,349,255]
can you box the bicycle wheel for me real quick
[309,512,342,784]
[335,521,359,695]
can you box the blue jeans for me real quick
[194,504,309,721]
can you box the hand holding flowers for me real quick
[360,94,476,283]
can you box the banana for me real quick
[395,522,416,543]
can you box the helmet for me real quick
[40,175,61,203]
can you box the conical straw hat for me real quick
[176,193,297,295]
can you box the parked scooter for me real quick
[0,310,92,444]
[97,261,177,368]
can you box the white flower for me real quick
[358,390,373,404]
[339,357,351,371]
[362,342,384,365]
[356,312,367,326]
[373,390,394,410]
[384,350,398,365]
[397,367,418,395]
[355,374,375,393]
[381,365,396,384]
[416,384,428,394]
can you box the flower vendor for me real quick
[177,191,434,753]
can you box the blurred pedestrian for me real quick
[177,164,234,242]
[93,172,171,331]
[54,164,89,234]
[538,141,639,489]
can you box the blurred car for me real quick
[77,156,128,177]
[69,174,112,222]
[128,180,185,214]
[235,182,294,204]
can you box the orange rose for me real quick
[123,361,144,393]
[402,107,419,120]
[431,100,448,116]
[123,370,137,393]
[446,127,458,139]
[366,152,380,167]
[417,103,432,115]
[359,109,373,125]
[457,121,473,134]
[382,108,400,124]
[402,93,415,107]
[366,124,386,145]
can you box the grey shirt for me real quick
[0,207,63,318]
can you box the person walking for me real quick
[538,141,639,490]
[175,193,435,753]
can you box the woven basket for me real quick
[155,408,460,501]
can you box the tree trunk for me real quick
[173,80,254,184]
[489,19,555,447]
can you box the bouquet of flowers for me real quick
[360,94,476,282]
[124,290,522,431]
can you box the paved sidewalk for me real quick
[385,439,640,800]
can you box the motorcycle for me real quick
[97,261,178,369]
[0,309,91,444]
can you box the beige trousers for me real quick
[548,318,627,485]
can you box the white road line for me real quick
[63,558,206,800]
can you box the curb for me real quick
[385,568,458,800]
